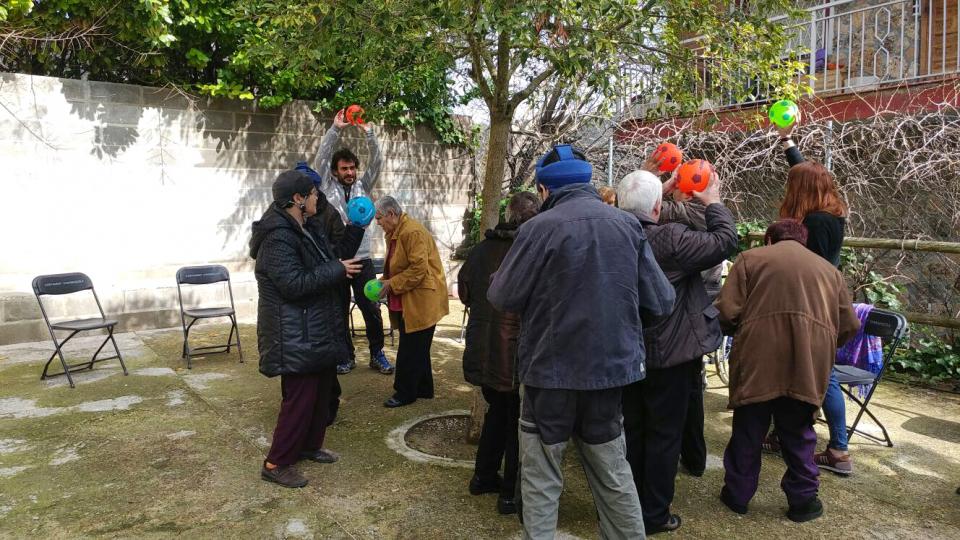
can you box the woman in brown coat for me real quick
[716,219,859,523]
[375,196,449,407]
[458,191,540,515]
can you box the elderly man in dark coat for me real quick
[616,169,738,534]
[458,191,540,516]
[488,145,675,539]
[716,219,859,522]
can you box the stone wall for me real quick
[0,73,475,345]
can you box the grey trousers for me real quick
[519,386,646,540]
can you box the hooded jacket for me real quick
[249,201,361,377]
[458,223,522,392]
[488,183,675,390]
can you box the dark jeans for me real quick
[724,397,819,507]
[391,314,435,403]
[266,370,338,466]
[622,358,700,526]
[344,259,385,361]
[680,363,706,474]
[474,386,520,499]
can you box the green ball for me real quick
[768,99,799,128]
[363,279,384,302]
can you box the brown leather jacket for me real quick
[458,224,521,392]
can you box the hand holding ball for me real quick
[364,279,384,302]
[675,159,715,195]
[768,99,799,128]
[346,196,375,227]
[651,143,683,173]
[345,104,365,126]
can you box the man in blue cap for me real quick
[488,145,675,539]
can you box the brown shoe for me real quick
[261,462,308,488]
[814,449,853,476]
[300,448,339,464]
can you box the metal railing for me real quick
[621,0,960,115]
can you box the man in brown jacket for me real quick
[716,219,860,523]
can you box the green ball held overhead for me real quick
[769,99,799,128]
[364,279,384,302]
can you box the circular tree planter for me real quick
[385,410,475,468]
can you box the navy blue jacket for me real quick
[487,183,675,390]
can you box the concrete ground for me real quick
[1,304,959,539]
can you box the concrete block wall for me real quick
[0,73,475,345]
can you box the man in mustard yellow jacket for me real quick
[374,196,449,407]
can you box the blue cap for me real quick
[294,161,323,188]
[534,145,593,190]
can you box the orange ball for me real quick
[675,159,714,194]
[652,142,683,173]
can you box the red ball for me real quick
[676,159,714,194]
[652,142,682,173]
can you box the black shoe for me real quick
[720,487,748,515]
[468,474,502,495]
[260,462,308,488]
[299,448,339,464]
[786,496,823,523]
[384,397,413,408]
[681,461,705,478]
[645,514,681,535]
[497,496,517,515]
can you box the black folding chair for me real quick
[32,272,128,388]
[176,265,243,369]
[349,257,395,345]
[831,307,908,447]
[458,306,469,343]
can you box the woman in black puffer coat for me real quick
[250,170,362,489]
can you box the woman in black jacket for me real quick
[250,170,362,488]
[458,191,540,515]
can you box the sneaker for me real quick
[300,448,340,464]
[369,350,394,374]
[786,496,823,523]
[814,449,853,475]
[761,433,781,454]
[261,462,308,488]
[497,496,518,515]
[645,514,682,535]
[336,358,356,375]
[469,474,502,495]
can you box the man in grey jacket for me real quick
[617,169,738,534]
[312,109,393,375]
[488,145,675,540]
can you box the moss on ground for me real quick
[1,305,959,538]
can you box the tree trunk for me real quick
[465,388,486,445]
[478,111,513,231]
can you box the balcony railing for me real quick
[621,0,960,115]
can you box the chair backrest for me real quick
[863,308,908,342]
[371,258,385,275]
[32,273,95,296]
[176,265,230,285]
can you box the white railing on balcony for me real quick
[620,0,960,116]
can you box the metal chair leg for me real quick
[231,315,244,362]
[108,327,128,376]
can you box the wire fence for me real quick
[586,92,960,326]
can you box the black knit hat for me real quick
[272,170,315,207]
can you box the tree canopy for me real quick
[3,0,806,228]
